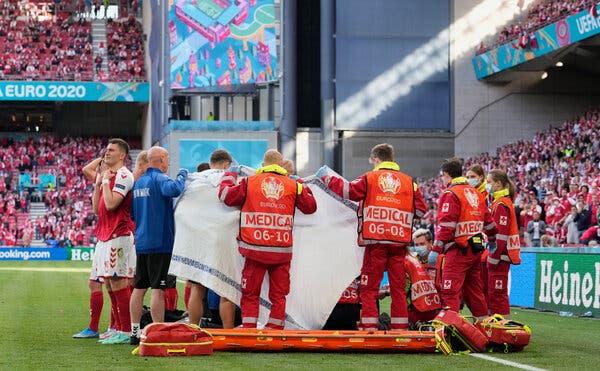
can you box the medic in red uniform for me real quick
[321,143,426,330]
[486,169,521,317]
[219,149,317,329]
[429,158,497,320]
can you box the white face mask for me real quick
[467,178,480,188]
[412,246,429,260]
[485,183,494,194]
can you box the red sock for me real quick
[88,291,103,332]
[184,285,191,310]
[113,287,131,333]
[107,290,119,331]
[165,287,178,311]
[109,305,117,330]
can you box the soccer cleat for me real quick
[99,327,116,339]
[101,332,130,344]
[129,336,140,345]
[72,327,99,339]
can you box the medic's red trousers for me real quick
[240,258,290,330]
[359,244,408,330]
[487,261,510,316]
[440,247,488,318]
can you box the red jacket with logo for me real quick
[490,190,521,265]
[324,161,426,246]
[405,254,441,312]
[433,177,497,254]
[219,165,317,264]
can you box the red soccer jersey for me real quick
[95,166,134,242]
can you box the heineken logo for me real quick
[538,259,600,309]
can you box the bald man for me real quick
[219,149,317,329]
[129,146,188,345]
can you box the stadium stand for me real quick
[0,1,145,82]
[476,0,597,54]
[0,134,137,247]
[105,14,145,81]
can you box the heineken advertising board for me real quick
[535,253,600,316]
[67,247,95,262]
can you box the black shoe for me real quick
[129,336,140,345]
[378,312,391,330]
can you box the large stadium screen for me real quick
[169,0,278,89]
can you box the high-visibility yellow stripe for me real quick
[140,341,213,346]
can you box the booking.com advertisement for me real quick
[0,81,149,102]
[0,247,95,261]
[473,4,600,79]
[169,0,278,89]
[179,138,268,171]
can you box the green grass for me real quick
[2,261,600,370]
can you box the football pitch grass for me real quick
[2,261,600,370]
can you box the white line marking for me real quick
[0,267,90,273]
[470,353,547,371]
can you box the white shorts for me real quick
[90,234,136,281]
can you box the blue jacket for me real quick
[132,168,185,254]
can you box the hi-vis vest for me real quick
[448,184,487,247]
[359,170,415,244]
[492,196,521,265]
[240,173,298,248]
[405,254,441,312]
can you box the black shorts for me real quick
[134,253,172,289]
[165,273,177,289]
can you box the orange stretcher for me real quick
[206,329,437,352]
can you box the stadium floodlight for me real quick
[555,61,564,67]
[541,72,548,79]
[336,0,536,129]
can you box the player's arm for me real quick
[92,174,101,213]
[102,169,133,211]
[82,157,102,181]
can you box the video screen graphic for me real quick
[169,0,277,89]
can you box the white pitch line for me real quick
[0,267,90,273]
[470,353,547,371]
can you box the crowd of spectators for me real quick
[0,134,135,247]
[0,2,94,81]
[417,108,600,247]
[104,14,145,81]
[0,1,145,82]
[476,0,597,55]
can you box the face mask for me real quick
[467,178,480,188]
[485,183,494,194]
[413,246,429,260]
